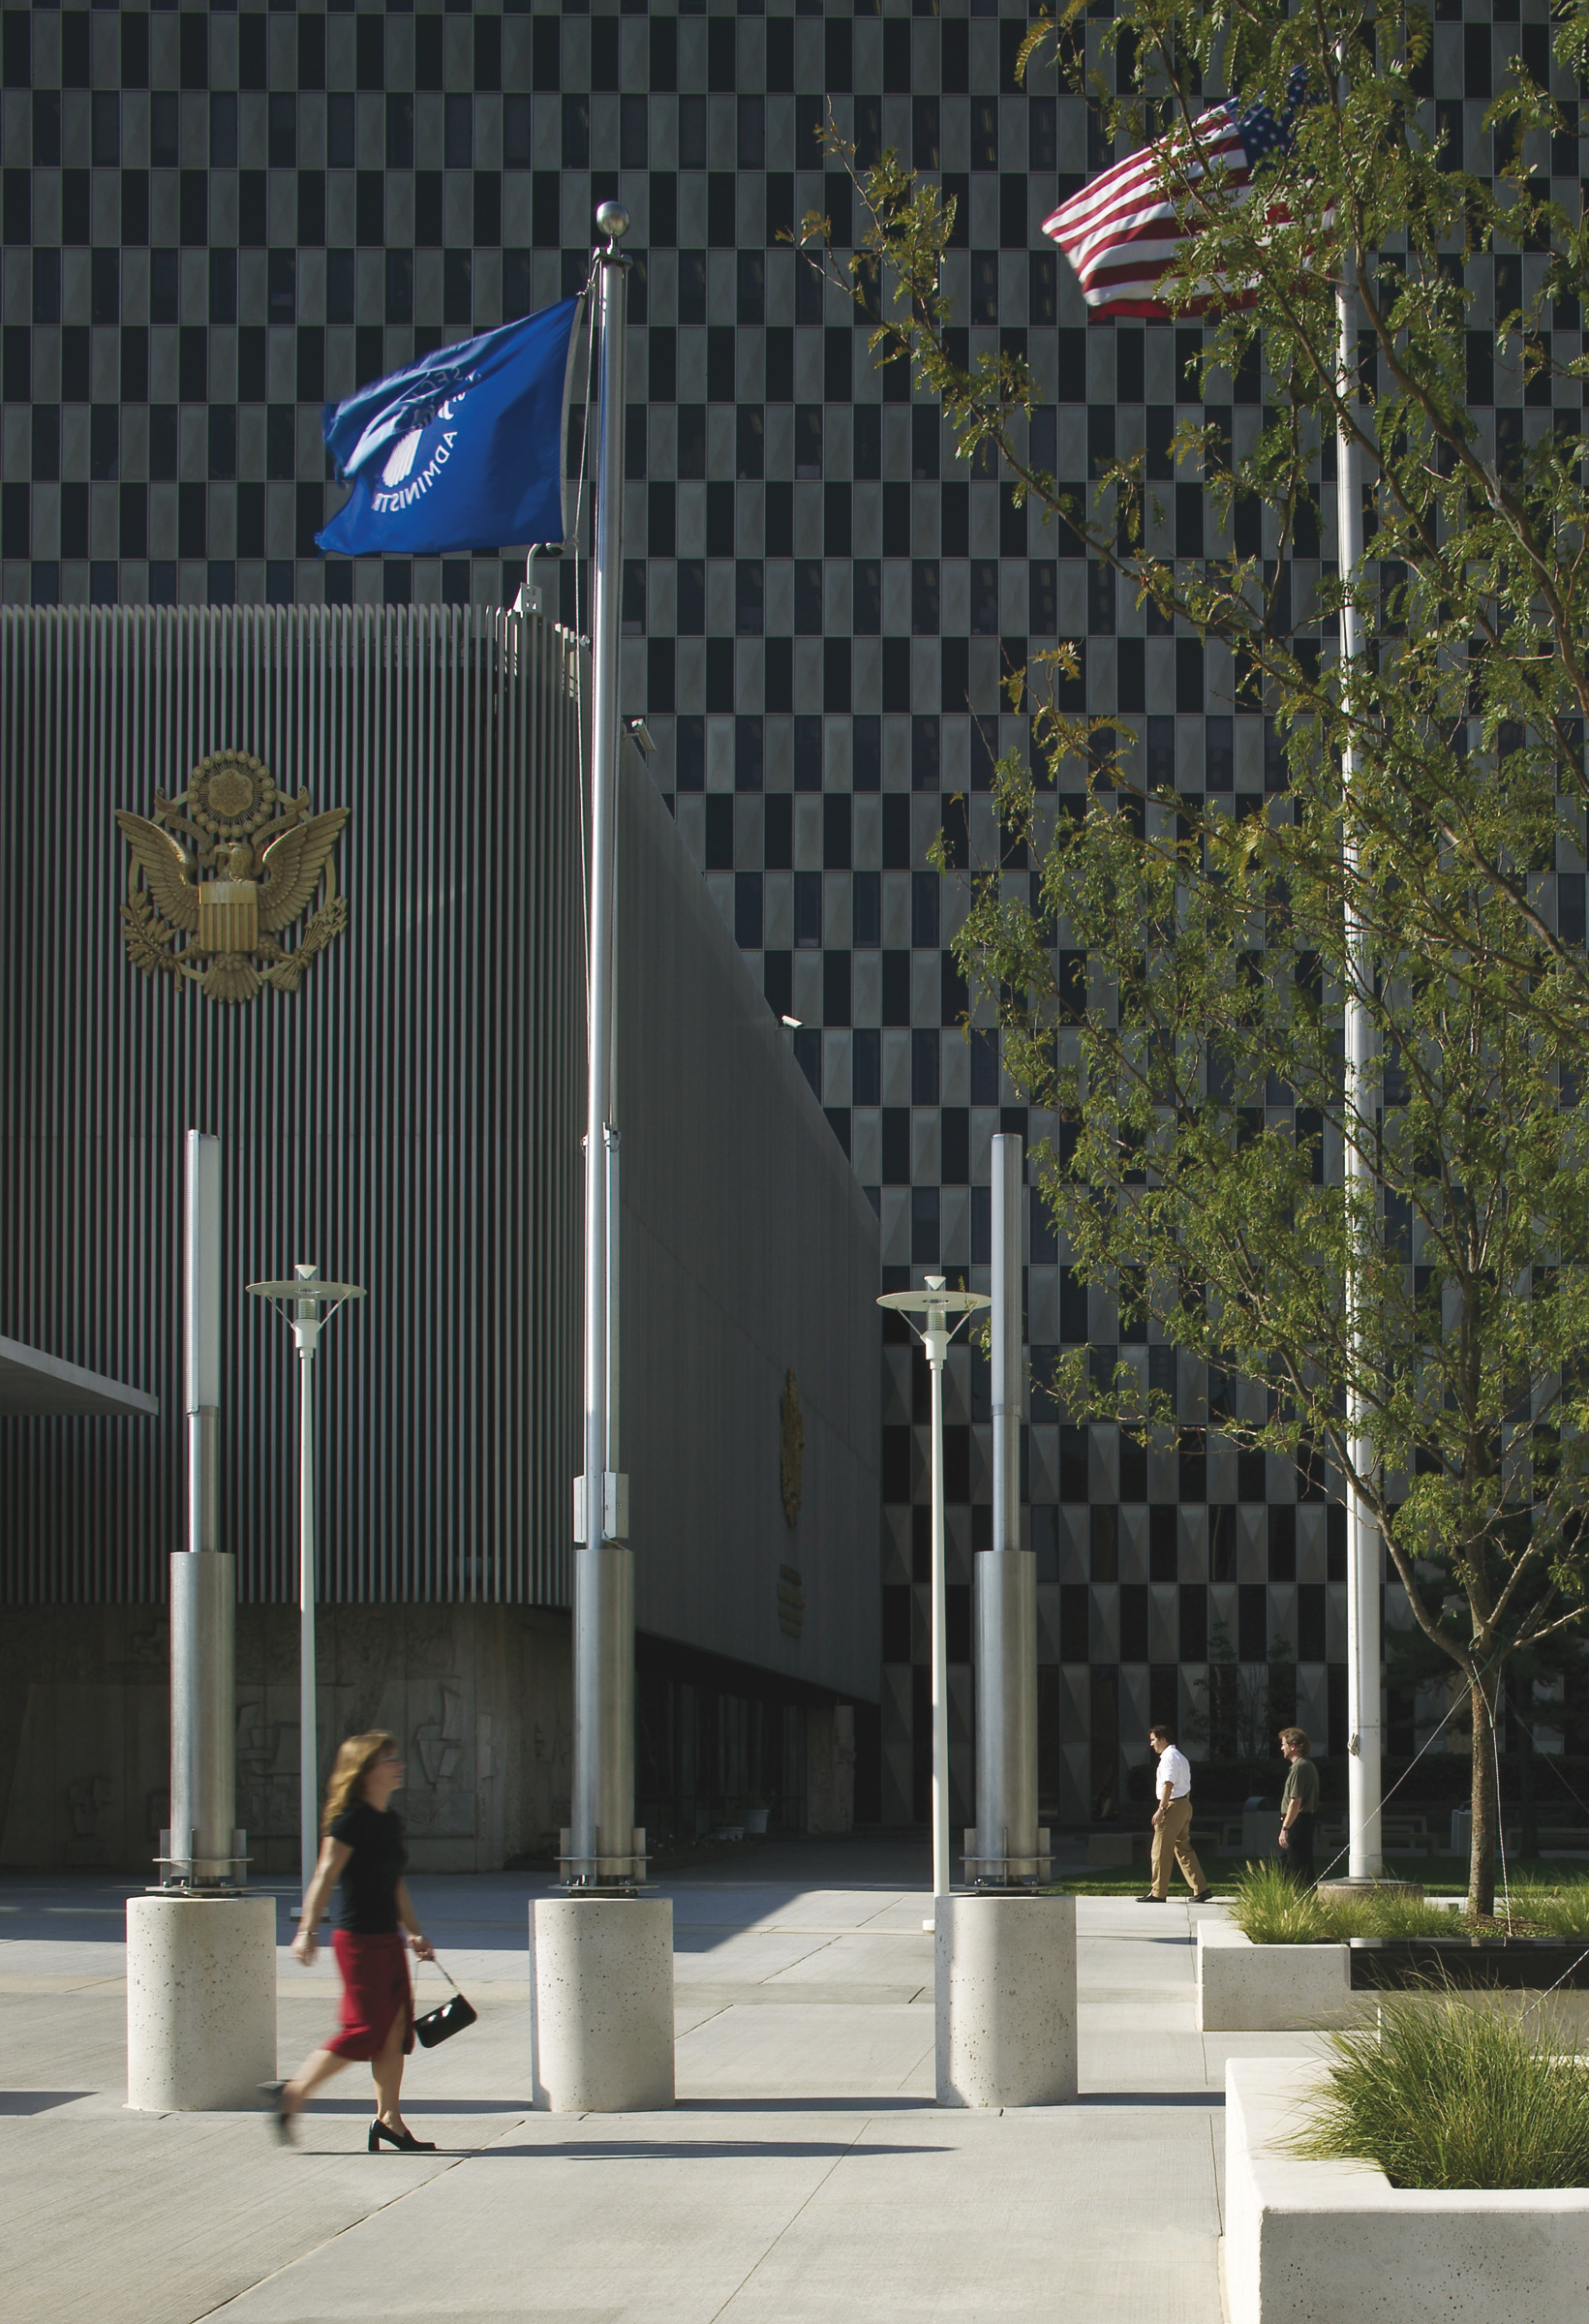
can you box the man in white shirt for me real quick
[1139,1723,1212,1903]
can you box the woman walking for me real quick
[270,1729,438,2149]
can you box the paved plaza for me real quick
[1,1840,1320,2323]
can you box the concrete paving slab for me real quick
[760,1933,933,1987]
[672,1929,838,1978]
[2,1866,1238,2324]
[676,2003,936,2099]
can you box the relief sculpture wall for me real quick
[0,1603,573,1876]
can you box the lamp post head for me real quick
[876,1274,990,1361]
[248,1269,367,1356]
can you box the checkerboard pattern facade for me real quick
[3,0,1576,1827]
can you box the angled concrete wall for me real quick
[618,753,881,1707]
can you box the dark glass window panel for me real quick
[911,406,939,480]
[911,561,939,635]
[675,560,705,634]
[446,95,474,171]
[734,872,763,951]
[386,96,414,171]
[150,92,178,170]
[913,97,939,169]
[911,870,940,950]
[679,95,707,171]
[504,96,533,171]
[325,250,355,326]
[443,250,472,325]
[61,326,90,403]
[970,561,999,634]
[92,91,122,168]
[852,871,880,948]
[265,248,295,326]
[793,872,822,949]
[208,249,236,325]
[266,93,294,170]
[386,250,414,325]
[149,406,177,480]
[33,252,61,327]
[326,96,355,172]
[853,559,880,634]
[91,251,119,328]
[266,405,295,480]
[296,13,324,92]
[679,251,707,327]
[207,406,236,482]
[677,408,706,479]
[793,562,822,636]
[89,405,118,481]
[736,407,763,480]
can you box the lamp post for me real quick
[247,1263,365,1900]
[876,1274,990,1918]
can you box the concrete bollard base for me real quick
[935,1891,1078,2107]
[530,1896,675,2111]
[126,1892,278,2111]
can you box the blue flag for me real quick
[319,297,580,558]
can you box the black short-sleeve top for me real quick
[327,1801,407,1935]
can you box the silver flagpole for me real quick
[1336,274,1383,1882]
[568,199,637,1890]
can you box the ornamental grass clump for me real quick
[1291,1994,1589,2190]
[1504,1877,1589,1940]
[1231,1862,1454,1943]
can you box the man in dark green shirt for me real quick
[1278,1728,1319,1884]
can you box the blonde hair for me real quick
[321,1730,399,1832]
[1278,1727,1312,1758]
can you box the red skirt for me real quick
[326,1930,414,2061]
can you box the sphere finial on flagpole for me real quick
[596,202,630,250]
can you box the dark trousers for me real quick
[1280,1812,1316,1884]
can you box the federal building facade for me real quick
[1,602,879,1869]
[6,3,1561,1848]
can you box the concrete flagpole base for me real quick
[934,1892,1078,2107]
[530,1896,675,2111]
[126,1893,278,2111]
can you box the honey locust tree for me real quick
[796,0,1589,1909]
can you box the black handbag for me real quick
[413,1957,477,2048]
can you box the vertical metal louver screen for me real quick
[1,606,583,1609]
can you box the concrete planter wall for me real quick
[1224,2058,1589,2324]
[1199,1922,1589,2034]
[1198,1922,1358,2033]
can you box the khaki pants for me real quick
[1149,1797,1206,1899]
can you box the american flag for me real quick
[1044,69,1313,319]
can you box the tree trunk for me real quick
[1469,1675,1498,1917]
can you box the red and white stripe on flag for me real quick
[1043,107,1254,320]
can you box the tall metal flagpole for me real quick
[568,199,637,1890]
[296,1281,320,1903]
[1336,274,1383,1881]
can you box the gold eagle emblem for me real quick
[115,750,349,1005]
[779,1369,805,1529]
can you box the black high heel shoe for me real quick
[369,2118,437,2153]
[260,2082,295,2145]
